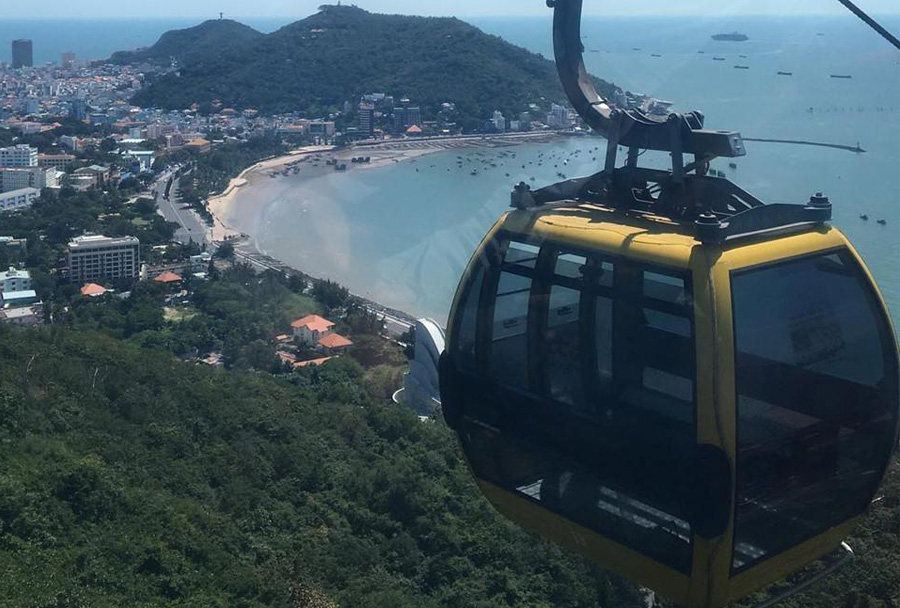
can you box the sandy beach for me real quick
[205,132,565,244]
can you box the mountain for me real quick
[109,19,264,66]
[125,5,622,122]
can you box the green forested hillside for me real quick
[0,324,897,607]
[128,5,620,124]
[0,326,644,607]
[109,19,263,67]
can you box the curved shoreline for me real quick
[206,131,570,246]
[204,131,577,327]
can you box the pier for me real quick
[743,137,865,154]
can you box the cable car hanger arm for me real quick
[546,0,746,160]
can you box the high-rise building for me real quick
[358,100,375,137]
[406,106,422,129]
[548,103,571,129]
[67,235,141,283]
[71,99,88,120]
[61,52,76,69]
[392,103,422,134]
[12,40,33,69]
[0,145,38,168]
[492,110,507,133]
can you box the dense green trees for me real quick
[1,311,899,606]
[129,5,621,124]
[0,325,646,607]
[109,19,264,67]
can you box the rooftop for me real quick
[294,357,334,368]
[292,314,335,333]
[153,271,183,284]
[0,306,41,321]
[80,283,108,297]
[0,266,30,281]
[1,289,38,305]
[317,333,354,349]
[69,234,140,249]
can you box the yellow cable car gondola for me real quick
[439,1,900,606]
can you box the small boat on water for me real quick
[651,54,662,58]
[831,74,853,79]
[729,162,738,169]
[877,219,887,225]
[734,65,750,70]
[860,214,869,220]
[777,71,794,76]
[713,32,749,42]
[713,57,726,61]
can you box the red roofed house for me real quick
[153,271,183,284]
[291,314,335,346]
[317,332,354,355]
[80,283,108,297]
[294,356,334,369]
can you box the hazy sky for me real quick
[8,0,900,19]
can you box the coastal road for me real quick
[154,171,209,246]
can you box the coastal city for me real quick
[0,3,899,607]
[0,25,623,412]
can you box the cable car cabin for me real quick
[439,202,899,608]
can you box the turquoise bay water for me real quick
[248,14,899,323]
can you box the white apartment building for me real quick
[0,167,60,193]
[0,266,32,292]
[67,235,141,283]
[0,187,39,212]
[0,144,38,167]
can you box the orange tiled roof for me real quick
[406,125,423,134]
[291,314,334,333]
[80,283,107,297]
[294,357,333,368]
[153,271,183,283]
[317,333,353,349]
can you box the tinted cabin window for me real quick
[732,252,898,572]
[493,271,533,388]
[547,284,584,407]
[491,241,539,390]
[462,240,697,574]
[452,263,484,372]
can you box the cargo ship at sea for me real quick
[712,32,749,41]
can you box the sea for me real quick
[4,14,898,324]
[249,14,900,323]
